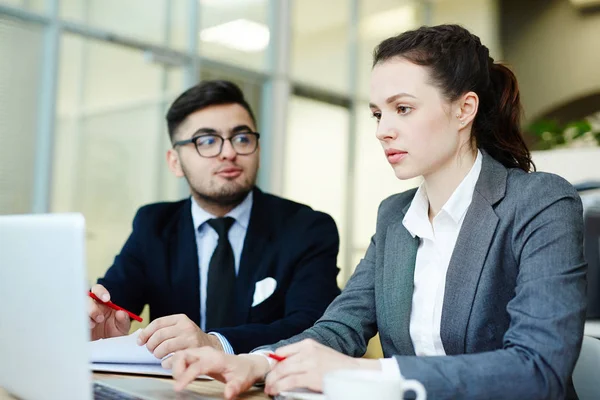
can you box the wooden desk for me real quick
[0,372,269,399]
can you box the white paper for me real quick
[90,329,161,364]
[252,277,277,307]
[89,330,212,379]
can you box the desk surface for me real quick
[0,372,269,399]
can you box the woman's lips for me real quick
[385,149,407,164]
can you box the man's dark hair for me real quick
[166,80,257,141]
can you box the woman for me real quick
[163,25,586,400]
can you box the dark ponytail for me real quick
[373,24,535,172]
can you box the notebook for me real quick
[91,328,212,379]
[90,329,175,376]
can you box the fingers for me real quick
[224,379,248,400]
[168,350,263,397]
[88,297,107,324]
[174,360,207,391]
[170,348,225,391]
[114,310,131,335]
[266,372,320,396]
[170,350,199,378]
[162,354,175,369]
[153,337,184,359]
[267,356,309,386]
[144,325,179,354]
[265,340,325,396]
[91,284,110,302]
[88,284,111,325]
[138,315,179,345]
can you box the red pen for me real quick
[267,353,286,362]
[88,291,143,322]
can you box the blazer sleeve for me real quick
[96,207,150,315]
[213,211,342,354]
[391,178,587,400]
[254,226,380,357]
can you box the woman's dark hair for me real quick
[373,24,534,172]
[166,80,256,141]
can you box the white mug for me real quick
[323,369,426,400]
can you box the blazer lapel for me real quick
[168,199,201,327]
[384,203,419,356]
[441,151,507,355]
[235,188,271,325]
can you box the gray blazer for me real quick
[270,151,587,399]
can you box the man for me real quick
[88,80,341,355]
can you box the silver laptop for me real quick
[0,213,214,400]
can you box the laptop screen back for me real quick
[0,214,92,400]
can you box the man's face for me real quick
[167,104,260,206]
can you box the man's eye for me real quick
[233,134,251,144]
[197,136,217,146]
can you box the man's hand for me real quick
[89,284,131,341]
[137,314,223,359]
[265,339,380,396]
[163,347,270,399]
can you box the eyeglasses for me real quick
[173,132,260,158]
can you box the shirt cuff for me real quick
[379,358,402,378]
[250,349,277,368]
[208,332,235,354]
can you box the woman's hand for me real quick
[163,347,270,399]
[265,339,380,396]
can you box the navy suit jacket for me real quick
[98,188,341,353]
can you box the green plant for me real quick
[527,119,599,150]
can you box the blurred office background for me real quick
[1,0,599,306]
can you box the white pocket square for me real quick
[252,277,277,307]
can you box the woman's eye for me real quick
[397,106,412,115]
[371,112,381,121]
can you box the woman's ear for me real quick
[455,91,479,129]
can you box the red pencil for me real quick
[88,291,143,322]
[267,353,286,362]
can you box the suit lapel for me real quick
[236,188,271,324]
[168,199,201,326]
[440,151,507,355]
[440,193,498,354]
[384,205,419,356]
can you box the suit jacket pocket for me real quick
[249,292,283,323]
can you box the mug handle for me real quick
[402,379,427,400]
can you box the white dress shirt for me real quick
[380,151,483,377]
[190,191,253,354]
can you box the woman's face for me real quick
[369,57,466,181]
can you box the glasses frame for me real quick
[173,132,261,158]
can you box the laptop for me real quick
[0,213,215,400]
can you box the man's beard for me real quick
[192,184,252,207]
[181,161,257,208]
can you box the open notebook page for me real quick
[89,329,211,379]
[90,329,161,364]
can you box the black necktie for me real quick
[205,217,237,331]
